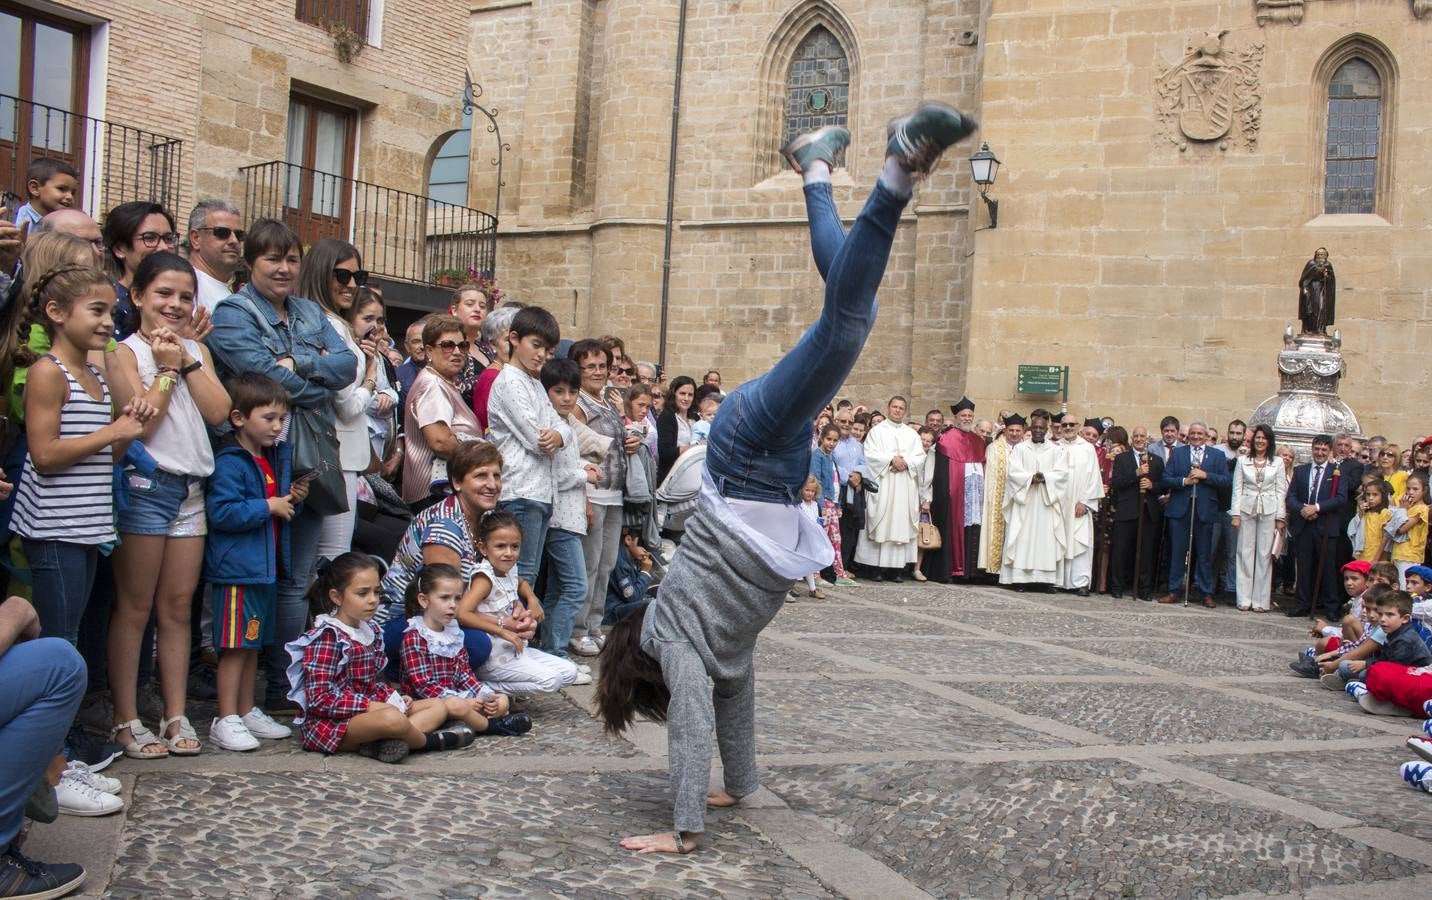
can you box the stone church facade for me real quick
[471,0,1429,438]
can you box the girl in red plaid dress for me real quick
[285,553,474,763]
[399,563,532,736]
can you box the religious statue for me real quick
[1298,247,1336,335]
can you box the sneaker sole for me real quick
[358,739,411,764]
[58,802,123,817]
[211,737,260,752]
[11,869,87,900]
[779,125,849,174]
[1409,738,1432,764]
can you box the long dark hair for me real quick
[306,552,381,618]
[595,604,669,735]
[297,238,362,316]
[1249,424,1277,460]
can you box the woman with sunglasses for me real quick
[103,201,179,340]
[447,284,493,407]
[1378,444,1408,504]
[401,314,484,506]
[300,239,388,558]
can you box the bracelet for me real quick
[180,360,203,376]
[155,375,176,393]
[362,378,378,390]
[155,365,180,378]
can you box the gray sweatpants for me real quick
[646,636,759,833]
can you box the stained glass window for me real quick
[1324,58,1381,215]
[782,27,849,167]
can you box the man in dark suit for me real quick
[1110,426,1165,600]
[1331,432,1364,572]
[1159,421,1230,608]
[1285,434,1350,619]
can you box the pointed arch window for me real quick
[1323,58,1381,214]
[782,26,849,165]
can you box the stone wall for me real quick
[53,1,467,219]
[470,0,986,406]
[967,0,1432,439]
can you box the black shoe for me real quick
[483,713,533,737]
[187,664,218,702]
[1110,591,1123,599]
[0,843,86,899]
[1285,608,1311,618]
[1289,657,1320,678]
[357,738,411,764]
[63,725,121,773]
[427,723,475,752]
[1075,587,1090,598]
[262,695,302,717]
[889,573,903,584]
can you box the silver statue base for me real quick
[1250,330,1362,462]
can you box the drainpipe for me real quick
[656,0,689,371]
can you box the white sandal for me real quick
[111,719,168,759]
[160,715,202,756]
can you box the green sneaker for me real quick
[780,125,851,175]
[886,101,977,177]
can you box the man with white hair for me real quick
[1159,420,1230,607]
[186,199,244,310]
[1055,412,1105,596]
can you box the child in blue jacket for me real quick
[603,528,656,625]
[203,373,309,752]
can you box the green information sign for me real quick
[1016,364,1067,397]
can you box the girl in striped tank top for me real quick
[12,263,155,645]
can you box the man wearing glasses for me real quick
[186,200,246,311]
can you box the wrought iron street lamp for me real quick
[968,142,1000,229]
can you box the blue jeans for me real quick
[706,181,908,502]
[381,617,492,682]
[540,527,588,657]
[1336,660,1366,683]
[499,498,552,587]
[265,505,323,698]
[0,637,85,848]
[23,540,99,645]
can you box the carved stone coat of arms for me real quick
[1156,31,1264,152]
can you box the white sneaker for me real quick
[575,663,592,675]
[209,715,261,751]
[56,771,123,816]
[595,634,607,650]
[64,760,120,795]
[569,636,600,657]
[571,670,593,685]
[242,707,293,740]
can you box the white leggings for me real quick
[1396,559,1414,588]
[315,471,361,562]
[477,639,579,695]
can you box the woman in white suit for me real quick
[1230,424,1288,611]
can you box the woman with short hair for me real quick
[401,314,484,505]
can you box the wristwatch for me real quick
[180,360,203,377]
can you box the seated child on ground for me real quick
[1370,560,1399,590]
[604,528,656,626]
[287,553,476,763]
[1323,590,1432,690]
[1406,564,1432,625]
[400,563,532,737]
[1311,561,1371,654]
[460,511,588,694]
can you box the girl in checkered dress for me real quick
[399,563,531,737]
[285,553,476,763]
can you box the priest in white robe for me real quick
[1055,413,1106,595]
[1000,410,1069,587]
[856,397,927,581]
[978,414,1025,575]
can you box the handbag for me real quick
[287,406,349,515]
[917,521,942,550]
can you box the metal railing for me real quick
[240,159,497,284]
[295,0,371,39]
[0,93,184,218]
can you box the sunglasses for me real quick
[333,268,370,287]
[614,366,635,376]
[136,231,179,248]
[197,226,245,242]
[431,339,470,354]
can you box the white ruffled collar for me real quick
[404,615,465,658]
[315,614,375,646]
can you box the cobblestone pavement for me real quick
[25,583,1432,898]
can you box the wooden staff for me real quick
[1183,480,1198,608]
[1132,467,1146,600]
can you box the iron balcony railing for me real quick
[0,93,184,218]
[295,0,371,40]
[239,159,497,285]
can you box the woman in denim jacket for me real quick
[205,218,356,711]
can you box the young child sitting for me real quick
[205,373,302,752]
[1405,564,1432,625]
[604,528,656,626]
[1323,591,1432,707]
[1370,560,1399,590]
[399,563,531,737]
[287,553,476,763]
[1290,562,1373,676]
[460,511,588,693]
[13,157,78,229]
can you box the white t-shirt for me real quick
[195,267,233,312]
